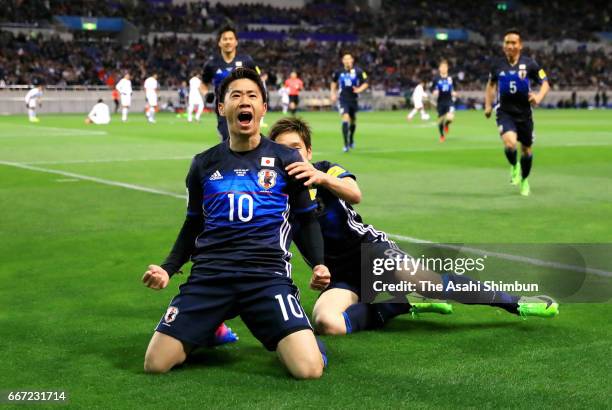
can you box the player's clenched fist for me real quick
[310,264,331,291]
[142,264,169,290]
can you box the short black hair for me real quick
[269,117,312,151]
[217,25,238,43]
[217,68,267,104]
[97,98,103,103]
[504,28,521,39]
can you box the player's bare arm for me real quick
[352,82,368,94]
[484,80,497,118]
[330,81,338,103]
[286,162,361,204]
[529,80,550,106]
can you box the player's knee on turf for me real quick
[314,311,346,335]
[277,330,324,379]
[144,332,189,374]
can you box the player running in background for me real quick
[407,80,430,122]
[24,84,43,123]
[270,117,559,336]
[84,98,111,125]
[284,71,304,115]
[144,73,159,123]
[485,29,550,196]
[187,72,205,123]
[203,26,260,141]
[142,68,329,379]
[330,53,368,152]
[278,85,290,114]
[431,60,457,142]
[115,73,132,122]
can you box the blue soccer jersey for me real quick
[489,55,548,118]
[431,75,454,105]
[185,137,316,276]
[203,53,259,100]
[332,67,368,103]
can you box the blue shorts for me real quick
[323,239,405,299]
[338,100,358,119]
[496,110,535,147]
[155,271,312,351]
[437,102,454,117]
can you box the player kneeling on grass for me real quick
[142,68,328,379]
[85,99,111,125]
[270,117,558,336]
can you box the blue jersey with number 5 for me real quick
[185,137,316,276]
[489,55,547,118]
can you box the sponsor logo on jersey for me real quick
[164,306,179,323]
[500,71,506,76]
[209,170,223,180]
[258,169,277,190]
[216,69,222,74]
[261,157,275,167]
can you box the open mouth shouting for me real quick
[237,110,254,127]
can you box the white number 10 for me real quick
[227,193,253,222]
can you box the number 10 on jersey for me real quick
[228,193,253,222]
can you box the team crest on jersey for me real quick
[164,306,179,323]
[258,169,277,190]
[518,69,527,80]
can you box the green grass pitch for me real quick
[0,109,610,408]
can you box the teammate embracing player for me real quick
[485,29,550,196]
[270,117,558,336]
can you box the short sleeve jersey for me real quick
[489,55,548,118]
[332,67,368,103]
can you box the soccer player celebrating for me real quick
[485,29,550,196]
[202,26,260,141]
[284,71,304,115]
[142,68,329,379]
[270,117,559,336]
[144,73,159,123]
[407,80,430,122]
[187,72,205,123]
[115,73,132,122]
[431,60,457,142]
[84,98,111,125]
[24,84,43,123]
[330,53,368,152]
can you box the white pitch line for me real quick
[387,234,612,277]
[1,159,610,278]
[0,160,186,199]
[23,156,194,165]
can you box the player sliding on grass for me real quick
[485,28,550,196]
[142,68,329,379]
[270,117,559,336]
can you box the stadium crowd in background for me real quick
[0,31,609,93]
